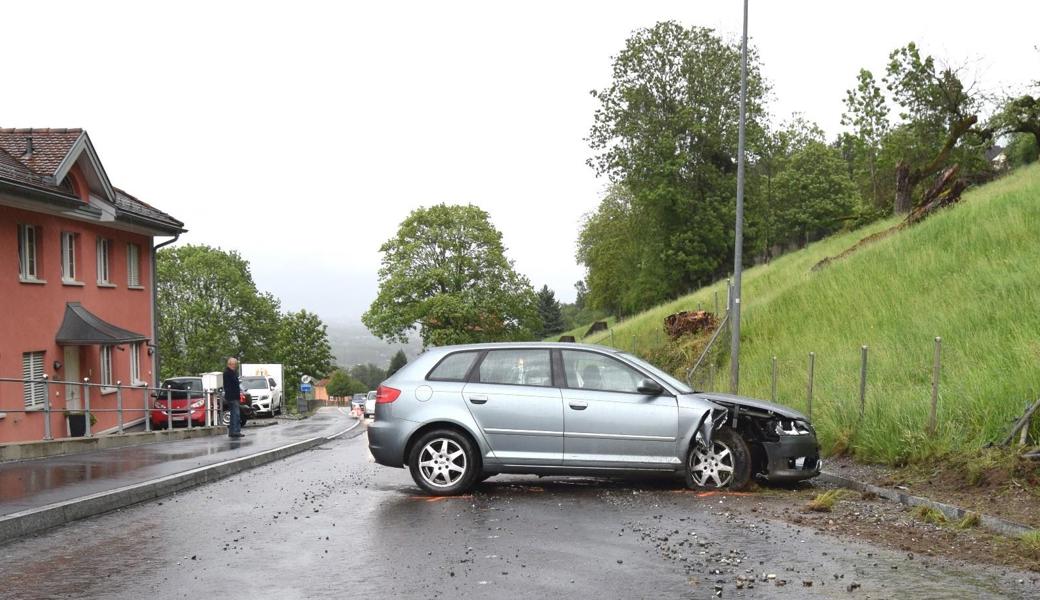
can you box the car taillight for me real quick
[376,385,400,404]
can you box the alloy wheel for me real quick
[417,438,467,488]
[690,439,735,488]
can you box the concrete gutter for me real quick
[0,426,227,463]
[818,471,1035,538]
[0,420,360,545]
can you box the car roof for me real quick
[424,341,622,355]
[167,376,202,381]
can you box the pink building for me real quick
[0,128,184,442]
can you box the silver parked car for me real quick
[368,342,820,495]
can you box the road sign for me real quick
[300,383,313,393]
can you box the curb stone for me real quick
[818,471,1034,538]
[0,420,361,545]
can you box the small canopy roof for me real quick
[55,302,148,345]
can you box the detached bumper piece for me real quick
[760,435,821,482]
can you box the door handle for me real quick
[569,401,588,410]
[468,395,488,404]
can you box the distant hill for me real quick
[326,321,423,368]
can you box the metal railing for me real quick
[0,376,224,441]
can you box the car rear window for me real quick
[427,351,479,381]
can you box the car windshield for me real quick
[619,353,693,394]
[164,379,202,392]
[241,377,269,390]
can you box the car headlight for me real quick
[775,419,813,436]
[154,401,166,409]
[191,399,205,408]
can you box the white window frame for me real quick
[17,224,40,281]
[96,237,111,284]
[23,351,46,409]
[127,243,141,287]
[130,342,141,384]
[61,232,78,282]
[100,345,114,388]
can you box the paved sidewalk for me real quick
[0,407,358,519]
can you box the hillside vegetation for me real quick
[573,164,1040,464]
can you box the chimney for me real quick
[21,136,33,160]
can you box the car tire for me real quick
[685,426,751,491]
[408,429,479,496]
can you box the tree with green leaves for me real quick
[841,69,890,208]
[386,350,408,378]
[536,286,565,337]
[156,245,282,379]
[274,309,335,398]
[576,185,645,315]
[363,204,540,347]
[772,141,859,247]
[586,21,767,306]
[349,363,386,390]
[881,42,988,213]
[326,368,366,398]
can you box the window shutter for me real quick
[22,352,32,407]
[22,352,44,408]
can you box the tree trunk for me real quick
[894,162,912,214]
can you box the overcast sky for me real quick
[5,1,1036,324]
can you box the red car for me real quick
[150,377,208,429]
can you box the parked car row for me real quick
[349,391,379,418]
[150,375,273,430]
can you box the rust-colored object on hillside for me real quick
[664,310,717,340]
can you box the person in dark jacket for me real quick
[223,357,243,438]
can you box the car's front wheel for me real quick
[686,426,751,491]
[408,429,479,496]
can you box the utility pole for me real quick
[730,0,749,395]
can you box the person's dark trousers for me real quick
[228,397,241,436]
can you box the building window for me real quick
[127,243,141,287]
[61,232,78,281]
[100,346,114,387]
[22,351,45,409]
[96,237,111,284]
[17,224,39,281]
[130,342,141,383]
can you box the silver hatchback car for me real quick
[368,342,820,495]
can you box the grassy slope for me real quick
[575,164,1040,463]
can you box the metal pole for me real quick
[43,374,52,441]
[116,381,124,434]
[729,0,749,395]
[206,391,212,427]
[187,390,194,430]
[83,378,92,437]
[807,352,815,421]
[928,337,941,435]
[770,356,778,403]
[714,290,720,315]
[610,329,615,348]
[144,388,151,432]
[166,388,173,431]
[859,346,868,418]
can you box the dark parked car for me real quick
[368,342,821,495]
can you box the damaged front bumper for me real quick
[759,434,822,482]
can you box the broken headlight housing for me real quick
[774,419,813,436]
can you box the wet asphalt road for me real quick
[0,423,1035,599]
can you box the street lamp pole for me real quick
[730,0,749,394]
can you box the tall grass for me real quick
[573,164,1040,464]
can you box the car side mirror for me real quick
[637,378,664,396]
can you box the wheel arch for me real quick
[403,420,486,473]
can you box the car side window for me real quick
[268,378,276,388]
[477,349,552,387]
[427,351,479,381]
[562,350,645,393]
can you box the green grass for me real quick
[1020,530,1040,557]
[912,505,948,525]
[805,489,846,512]
[572,164,1040,464]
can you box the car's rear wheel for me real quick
[686,426,751,491]
[408,429,479,496]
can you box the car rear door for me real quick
[461,348,563,466]
[558,349,678,470]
